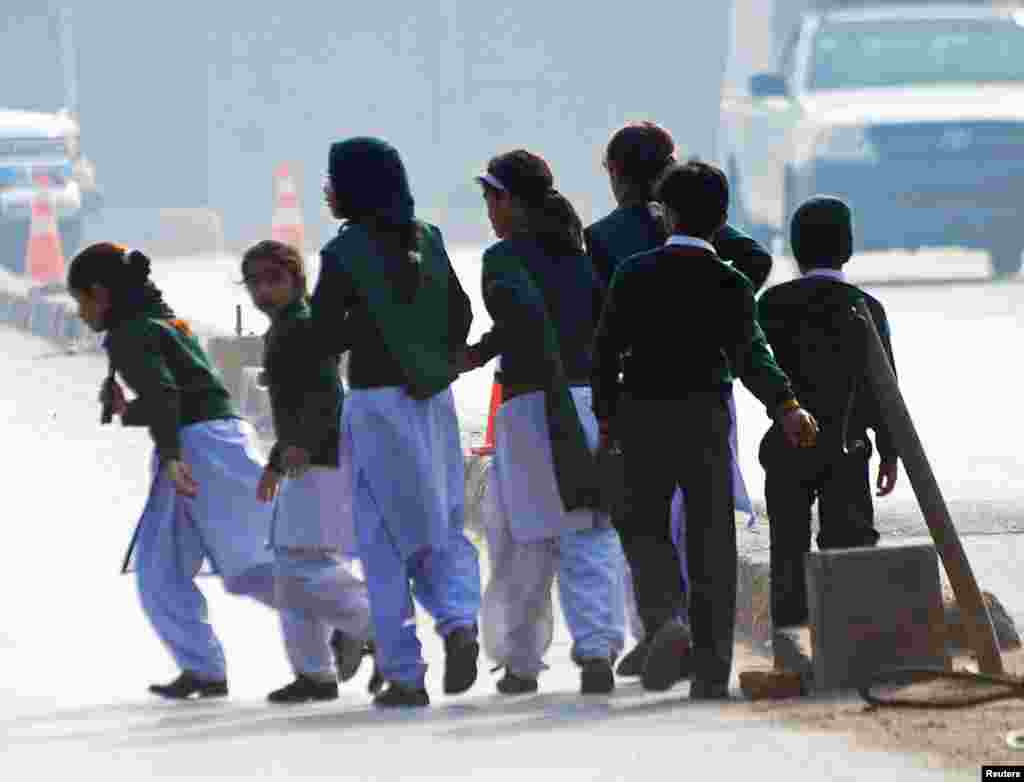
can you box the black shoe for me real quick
[641,620,692,692]
[373,681,430,708]
[690,680,730,700]
[149,671,228,700]
[329,630,367,683]
[443,625,480,695]
[580,658,615,695]
[771,628,813,679]
[496,669,539,695]
[267,674,339,704]
[615,641,649,677]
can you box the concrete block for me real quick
[806,544,950,692]
[206,335,264,401]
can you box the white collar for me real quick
[802,267,847,282]
[665,235,716,254]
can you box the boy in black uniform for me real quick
[592,160,817,697]
[757,196,899,672]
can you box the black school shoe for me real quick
[616,641,649,677]
[268,674,339,704]
[149,671,228,700]
[443,625,480,695]
[329,630,368,683]
[579,658,615,695]
[373,681,430,708]
[690,680,730,700]
[641,620,693,692]
[496,669,539,695]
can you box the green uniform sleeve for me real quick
[109,323,183,462]
[713,224,773,292]
[724,276,795,416]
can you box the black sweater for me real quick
[757,275,898,461]
[592,246,794,421]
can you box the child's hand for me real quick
[257,466,281,503]
[876,459,899,497]
[780,406,818,448]
[281,446,311,478]
[164,459,199,498]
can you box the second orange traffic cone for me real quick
[271,163,305,252]
[25,174,66,285]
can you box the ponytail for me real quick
[360,216,423,302]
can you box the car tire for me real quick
[988,241,1023,278]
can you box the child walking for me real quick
[242,239,373,704]
[69,242,277,699]
[463,149,623,695]
[312,137,482,708]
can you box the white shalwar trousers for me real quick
[481,387,625,677]
[130,419,276,681]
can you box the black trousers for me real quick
[760,426,880,629]
[614,392,736,684]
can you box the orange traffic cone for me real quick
[26,174,65,285]
[471,370,503,456]
[271,163,305,252]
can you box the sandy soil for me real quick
[730,644,1024,774]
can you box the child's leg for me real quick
[411,393,482,638]
[479,517,557,679]
[275,552,372,644]
[817,451,880,551]
[354,472,424,689]
[274,551,344,681]
[134,476,227,680]
[764,464,815,629]
[557,526,622,665]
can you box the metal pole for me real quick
[855,300,1003,675]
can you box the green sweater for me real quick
[592,245,794,422]
[106,306,236,461]
[262,297,343,472]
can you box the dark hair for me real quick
[654,159,729,240]
[242,239,309,295]
[68,241,151,293]
[483,150,582,256]
[605,121,677,200]
[790,196,853,270]
[327,138,423,301]
[68,242,171,330]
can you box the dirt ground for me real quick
[730,643,1024,774]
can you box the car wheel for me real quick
[988,241,1023,278]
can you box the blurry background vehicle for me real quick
[720,1,1024,276]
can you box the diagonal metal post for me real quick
[855,300,1002,674]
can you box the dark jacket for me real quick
[262,297,343,472]
[757,275,897,461]
[105,299,235,461]
[471,235,604,387]
[592,245,794,422]
[311,221,473,392]
[584,204,773,292]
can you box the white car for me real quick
[720,2,1024,276]
[0,107,101,273]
